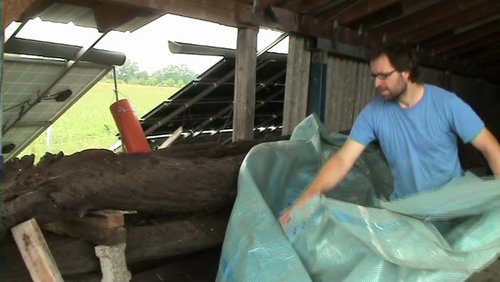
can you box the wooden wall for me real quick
[324,56,376,133]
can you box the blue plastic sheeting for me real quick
[216,114,500,282]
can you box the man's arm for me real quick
[279,139,366,226]
[471,128,500,177]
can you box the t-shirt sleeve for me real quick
[449,95,485,143]
[348,104,377,145]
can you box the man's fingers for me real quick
[279,211,291,227]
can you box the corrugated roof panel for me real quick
[117,14,163,32]
[37,3,96,27]
[36,2,160,32]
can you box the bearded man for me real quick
[280,42,500,226]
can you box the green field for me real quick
[20,82,179,161]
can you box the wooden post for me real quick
[282,34,311,135]
[11,218,64,282]
[233,27,258,142]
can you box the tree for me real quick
[116,60,141,83]
[104,60,198,87]
[152,64,197,86]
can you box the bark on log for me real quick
[2,139,282,235]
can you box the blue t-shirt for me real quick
[349,84,484,199]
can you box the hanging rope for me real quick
[113,66,119,102]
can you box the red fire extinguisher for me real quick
[110,99,151,153]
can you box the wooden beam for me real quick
[93,2,146,33]
[290,0,344,15]
[429,19,500,55]
[446,33,500,57]
[42,210,127,245]
[104,0,239,27]
[370,0,488,37]
[252,0,285,11]
[11,218,64,282]
[2,0,51,30]
[403,2,500,44]
[104,0,331,45]
[66,210,126,229]
[238,4,300,31]
[330,0,400,25]
[399,0,441,14]
[232,27,258,142]
[158,126,184,149]
[465,46,500,65]
[282,34,311,135]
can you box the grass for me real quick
[19,82,179,161]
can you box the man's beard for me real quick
[381,82,407,101]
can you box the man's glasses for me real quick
[370,70,397,80]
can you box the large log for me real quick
[2,139,280,235]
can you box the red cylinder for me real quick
[110,99,151,153]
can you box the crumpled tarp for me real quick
[216,114,500,282]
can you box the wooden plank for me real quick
[2,0,50,29]
[282,34,311,135]
[232,27,257,142]
[325,55,342,132]
[42,210,127,245]
[43,221,126,246]
[158,126,183,149]
[65,210,125,229]
[404,2,499,44]
[93,2,141,33]
[332,0,400,25]
[106,0,239,28]
[426,20,500,55]
[252,0,285,11]
[11,218,64,282]
[370,0,488,36]
[341,59,357,130]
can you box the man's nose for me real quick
[374,77,383,88]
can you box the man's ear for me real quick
[401,71,410,81]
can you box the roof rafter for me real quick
[446,33,500,57]
[252,0,286,11]
[2,0,51,29]
[465,45,500,66]
[370,0,488,37]
[102,0,240,27]
[93,2,152,32]
[327,0,400,25]
[402,2,500,44]
[428,19,500,55]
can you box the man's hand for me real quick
[279,208,292,227]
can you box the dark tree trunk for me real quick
[2,139,278,235]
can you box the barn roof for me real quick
[2,0,500,158]
[4,0,500,83]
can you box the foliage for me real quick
[19,82,179,162]
[103,60,198,87]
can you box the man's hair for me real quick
[370,41,420,82]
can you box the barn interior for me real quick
[2,0,500,281]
